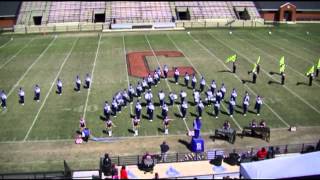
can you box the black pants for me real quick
[164,71,168,79]
[137,90,141,97]
[180,97,185,105]
[1,99,6,108]
[148,110,153,120]
[162,110,167,118]
[112,107,117,116]
[181,108,186,118]
[255,103,261,114]
[35,93,40,101]
[19,96,24,104]
[169,99,174,106]
[233,64,236,73]
[104,110,110,120]
[214,106,219,116]
[85,81,90,88]
[211,87,215,95]
[136,110,141,119]
[174,75,179,83]
[229,106,234,115]
[221,92,225,99]
[309,76,313,86]
[253,74,257,84]
[192,82,196,90]
[57,86,62,94]
[185,79,189,87]
[243,104,248,115]
[76,83,81,91]
[160,99,164,106]
[129,93,133,102]
[316,69,319,77]
[200,84,204,92]
[198,108,202,117]
[281,74,285,85]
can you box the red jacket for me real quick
[257,148,267,159]
[120,169,128,179]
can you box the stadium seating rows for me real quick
[16,1,261,25]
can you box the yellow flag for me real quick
[252,63,257,73]
[280,64,286,73]
[226,54,237,63]
[279,56,285,66]
[306,65,315,76]
[256,56,260,65]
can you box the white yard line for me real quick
[82,35,102,119]
[23,38,79,142]
[7,37,57,98]
[208,32,320,115]
[188,33,290,128]
[281,30,320,46]
[122,35,133,114]
[241,34,320,88]
[251,33,315,66]
[144,34,190,132]
[0,38,35,70]
[166,33,243,131]
[0,38,12,49]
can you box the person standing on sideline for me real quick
[254,95,263,116]
[184,72,190,87]
[174,67,180,84]
[1,90,7,109]
[163,64,169,79]
[75,75,81,92]
[200,76,206,92]
[34,84,41,102]
[191,74,197,91]
[229,97,236,117]
[18,87,25,105]
[160,141,170,162]
[85,73,91,89]
[147,102,155,122]
[210,80,216,94]
[135,100,142,120]
[180,100,188,120]
[214,100,220,118]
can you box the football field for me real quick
[0,24,319,143]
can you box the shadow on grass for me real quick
[158,127,165,133]
[268,80,281,85]
[269,71,281,76]
[178,139,192,151]
[128,129,135,134]
[242,79,253,84]
[296,82,309,86]
[218,70,232,73]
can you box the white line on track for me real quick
[83,34,102,119]
[7,37,57,98]
[188,32,290,128]
[0,38,35,70]
[122,35,133,114]
[240,34,320,88]
[208,32,320,116]
[0,38,12,49]
[23,38,79,142]
[144,34,190,132]
[166,33,243,131]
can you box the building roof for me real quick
[0,1,21,18]
[254,1,320,11]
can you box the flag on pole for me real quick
[256,56,261,65]
[306,65,315,76]
[226,54,237,63]
[280,64,286,73]
[279,56,285,66]
[252,63,257,73]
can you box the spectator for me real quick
[120,165,128,179]
[257,147,267,160]
[110,163,118,179]
[141,152,155,173]
[316,139,320,151]
[102,153,112,176]
[154,172,159,179]
[274,146,281,154]
[160,141,170,162]
[267,146,275,159]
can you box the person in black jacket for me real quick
[160,141,170,162]
[101,153,112,176]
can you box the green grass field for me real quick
[0,24,319,142]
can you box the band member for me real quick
[243,94,250,116]
[169,91,177,106]
[174,68,180,84]
[132,116,140,136]
[214,100,220,118]
[18,87,25,105]
[103,101,111,120]
[156,67,162,80]
[180,100,188,120]
[229,97,236,117]
[147,73,154,90]
[191,74,197,91]
[184,72,190,87]
[231,88,237,102]
[163,116,170,135]
[122,89,129,107]
[75,75,81,92]
[85,73,91,88]
[144,90,153,105]
[206,89,214,106]
[220,83,226,100]
[193,90,200,104]
[250,119,257,128]
[180,90,187,105]
[252,71,257,84]
[106,119,113,137]
[1,90,7,109]
[199,76,206,92]
[111,97,118,117]
[163,64,169,79]
[216,90,223,104]
[196,100,204,117]
[142,77,148,92]
[57,78,62,95]
[128,84,135,103]
[158,90,165,107]
[135,100,142,120]
[147,102,155,122]
[153,70,160,86]
[161,103,169,119]
[281,72,285,85]
[79,117,86,131]
[254,95,263,116]
[308,72,314,86]
[136,82,143,99]
[223,120,231,130]
[210,80,216,94]
[34,84,41,102]
[260,120,266,127]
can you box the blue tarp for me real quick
[240,151,320,179]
